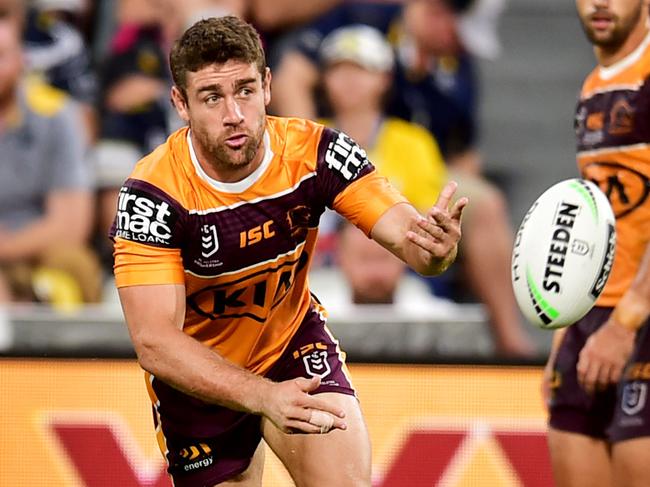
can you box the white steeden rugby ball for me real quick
[511,178,616,329]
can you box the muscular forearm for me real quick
[135,327,272,414]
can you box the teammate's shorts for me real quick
[549,306,650,443]
[149,307,356,487]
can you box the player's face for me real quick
[324,62,390,114]
[576,0,646,49]
[175,60,270,173]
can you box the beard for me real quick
[580,6,643,50]
[193,116,265,173]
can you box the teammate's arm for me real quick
[577,244,650,394]
[370,181,467,276]
[119,283,346,434]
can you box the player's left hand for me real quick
[406,181,468,275]
[577,319,636,394]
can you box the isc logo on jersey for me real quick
[115,186,176,246]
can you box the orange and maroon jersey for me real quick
[576,33,650,306]
[111,116,406,374]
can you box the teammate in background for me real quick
[113,16,465,486]
[545,1,650,486]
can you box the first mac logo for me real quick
[115,186,177,246]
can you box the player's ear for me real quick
[171,85,190,123]
[263,67,272,106]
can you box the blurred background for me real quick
[0,0,595,485]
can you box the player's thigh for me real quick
[261,392,371,487]
[213,440,265,487]
[547,427,613,487]
[612,437,650,487]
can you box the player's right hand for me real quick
[577,319,635,394]
[260,376,347,434]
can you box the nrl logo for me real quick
[303,350,331,379]
[622,382,647,416]
[201,224,219,258]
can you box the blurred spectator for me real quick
[22,0,98,141]
[271,1,401,111]
[93,0,172,245]
[390,0,534,358]
[0,0,24,27]
[250,0,343,33]
[310,221,460,319]
[0,21,101,307]
[316,24,533,357]
[320,25,446,209]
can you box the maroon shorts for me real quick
[549,306,650,443]
[150,307,356,487]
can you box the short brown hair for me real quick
[170,16,266,97]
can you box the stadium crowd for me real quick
[0,0,535,357]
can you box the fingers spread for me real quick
[434,180,458,210]
[450,197,469,222]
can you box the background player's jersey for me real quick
[111,116,406,374]
[576,33,650,307]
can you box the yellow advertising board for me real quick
[0,360,551,486]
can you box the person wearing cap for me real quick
[320,24,447,214]
[273,0,535,358]
[315,25,461,316]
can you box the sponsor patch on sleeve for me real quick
[324,131,370,181]
[114,185,180,247]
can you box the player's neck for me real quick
[190,130,266,184]
[596,20,649,67]
[334,108,382,149]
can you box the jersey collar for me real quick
[599,29,650,81]
[187,129,274,194]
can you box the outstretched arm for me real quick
[370,181,467,276]
[119,283,346,434]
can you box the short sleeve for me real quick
[332,171,408,236]
[315,127,376,207]
[109,178,186,287]
[315,127,408,235]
